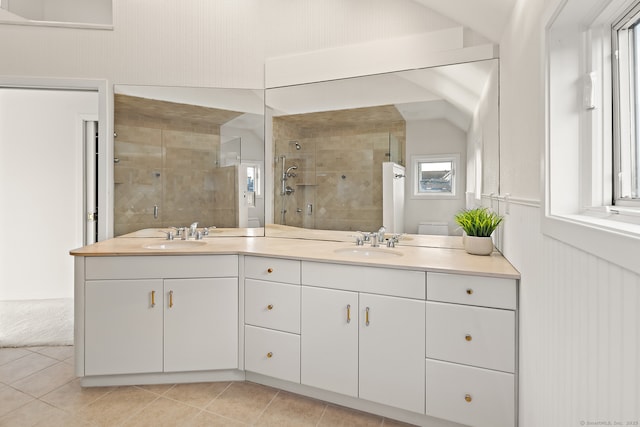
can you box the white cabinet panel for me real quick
[301,287,358,397]
[245,279,300,334]
[85,280,163,375]
[302,261,425,299]
[426,359,515,427]
[86,255,238,280]
[164,278,238,372]
[359,293,425,414]
[245,325,300,383]
[426,301,515,373]
[427,272,516,309]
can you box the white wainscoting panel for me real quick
[499,200,640,427]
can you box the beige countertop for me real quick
[71,228,519,279]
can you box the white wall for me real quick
[0,0,456,89]
[499,0,640,425]
[404,119,466,234]
[0,88,98,300]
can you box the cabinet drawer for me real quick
[427,272,516,309]
[86,255,238,280]
[426,302,515,373]
[244,325,300,383]
[245,256,301,284]
[245,279,300,333]
[302,261,425,299]
[426,359,515,427]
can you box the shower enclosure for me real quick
[273,133,402,231]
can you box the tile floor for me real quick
[0,346,416,426]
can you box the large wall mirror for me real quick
[113,85,265,237]
[265,59,499,236]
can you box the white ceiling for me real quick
[412,0,518,43]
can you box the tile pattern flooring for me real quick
[0,346,416,426]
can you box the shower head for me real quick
[290,141,301,150]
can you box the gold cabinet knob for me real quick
[267,304,274,310]
[465,394,472,403]
[466,288,473,295]
[267,352,273,358]
[267,268,273,273]
[465,334,473,342]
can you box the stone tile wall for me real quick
[114,96,238,236]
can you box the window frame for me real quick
[544,0,640,276]
[410,153,460,200]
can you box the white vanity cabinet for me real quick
[243,256,301,383]
[301,261,426,414]
[425,272,518,427]
[82,255,238,376]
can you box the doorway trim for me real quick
[0,76,113,240]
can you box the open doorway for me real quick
[0,86,103,346]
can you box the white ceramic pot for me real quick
[463,235,494,256]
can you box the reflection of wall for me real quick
[405,118,466,234]
[114,95,239,235]
[273,107,405,231]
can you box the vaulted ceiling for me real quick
[412,0,518,43]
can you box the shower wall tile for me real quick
[114,97,237,235]
[273,108,404,231]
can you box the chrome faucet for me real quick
[377,226,386,244]
[189,222,198,238]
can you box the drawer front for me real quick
[426,359,515,427]
[427,272,516,309]
[244,325,300,383]
[426,302,515,373]
[245,279,301,334]
[86,255,238,280]
[302,261,425,299]
[245,256,301,284]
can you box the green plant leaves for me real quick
[454,208,503,237]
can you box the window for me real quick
[544,0,640,275]
[613,3,640,204]
[412,154,459,198]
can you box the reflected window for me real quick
[412,154,458,198]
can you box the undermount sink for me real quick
[333,247,403,258]
[143,240,208,250]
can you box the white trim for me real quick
[0,19,112,30]
[0,76,113,240]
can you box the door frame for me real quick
[0,76,113,240]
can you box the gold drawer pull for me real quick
[466,288,473,295]
[365,307,370,326]
[151,290,156,308]
[267,352,273,359]
[465,394,472,403]
[267,268,273,273]
[346,304,351,323]
[267,304,274,310]
[169,290,174,308]
[465,334,472,342]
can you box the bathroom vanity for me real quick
[71,230,519,427]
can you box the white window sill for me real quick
[543,210,640,275]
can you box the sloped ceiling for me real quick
[412,0,518,42]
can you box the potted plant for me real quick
[454,207,503,255]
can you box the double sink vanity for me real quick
[70,226,520,427]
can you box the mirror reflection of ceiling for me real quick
[0,0,112,26]
[268,60,495,132]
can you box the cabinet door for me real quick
[359,293,425,414]
[301,287,358,397]
[164,278,238,372]
[85,280,163,375]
